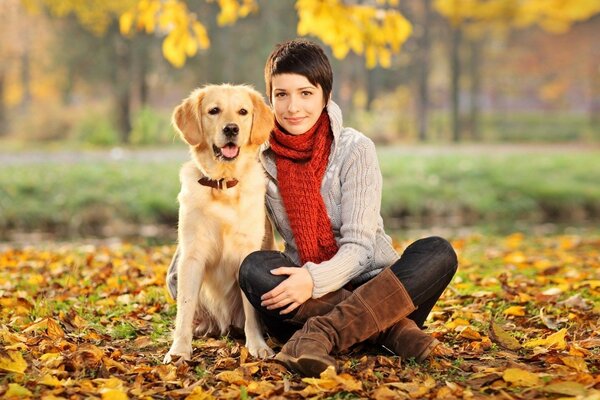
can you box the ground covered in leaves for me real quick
[1,233,599,399]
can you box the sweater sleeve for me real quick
[304,138,382,298]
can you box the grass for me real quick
[0,147,598,240]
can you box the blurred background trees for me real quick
[1,0,599,146]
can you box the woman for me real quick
[238,39,458,377]
[167,38,457,377]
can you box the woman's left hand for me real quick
[261,267,313,314]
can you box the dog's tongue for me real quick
[221,145,239,159]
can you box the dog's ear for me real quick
[249,90,274,146]
[173,89,205,147]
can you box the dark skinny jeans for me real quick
[238,236,458,341]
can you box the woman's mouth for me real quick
[286,117,306,124]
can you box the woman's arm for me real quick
[305,137,382,298]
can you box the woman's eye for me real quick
[208,107,220,115]
[302,91,313,96]
[275,92,286,98]
[239,108,248,115]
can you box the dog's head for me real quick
[172,84,273,164]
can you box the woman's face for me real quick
[271,73,326,136]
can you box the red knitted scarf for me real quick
[270,111,339,264]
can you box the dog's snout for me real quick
[223,123,239,137]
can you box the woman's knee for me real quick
[428,236,458,274]
[239,250,295,296]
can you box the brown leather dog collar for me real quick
[197,176,239,190]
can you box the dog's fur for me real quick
[164,84,275,363]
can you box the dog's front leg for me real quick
[164,256,204,363]
[241,291,274,358]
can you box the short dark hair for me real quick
[264,38,333,104]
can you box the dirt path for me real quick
[1,143,598,165]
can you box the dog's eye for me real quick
[239,108,248,116]
[208,107,220,115]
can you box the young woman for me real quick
[237,39,458,377]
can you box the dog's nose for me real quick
[223,123,239,137]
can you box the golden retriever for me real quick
[164,84,275,363]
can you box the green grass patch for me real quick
[0,148,598,239]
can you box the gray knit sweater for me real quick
[259,101,398,299]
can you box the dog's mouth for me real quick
[213,143,240,161]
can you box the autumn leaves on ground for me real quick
[1,233,599,399]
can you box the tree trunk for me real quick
[114,34,132,143]
[591,39,600,130]
[19,41,32,112]
[417,0,431,142]
[0,72,7,136]
[450,25,462,142]
[468,37,482,141]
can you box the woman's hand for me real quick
[261,267,313,314]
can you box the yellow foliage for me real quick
[296,0,411,68]
[434,0,600,34]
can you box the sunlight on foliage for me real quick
[434,0,600,34]
[296,0,411,68]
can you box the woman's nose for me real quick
[287,95,299,113]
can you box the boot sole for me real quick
[274,352,334,377]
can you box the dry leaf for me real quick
[489,321,521,350]
[4,383,33,397]
[0,350,27,373]
[542,381,587,396]
[559,355,588,372]
[503,306,526,316]
[502,367,540,387]
[523,328,568,350]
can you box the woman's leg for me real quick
[390,236,458,327]
[238,251,300,341]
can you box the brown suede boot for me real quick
[275,268,416,377]
[371,318,439,361]
[289,288,352,325]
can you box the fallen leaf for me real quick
[559,355,588,372]
[458,326,482,340]
[503,306,526,316]
[186,386,216,400]
[489,321,521,350]
[216,370,247,385]
[4,383,33,397]
[0,350,27,373]
[543,381,588,396]
[502,367,540,387]
[523,328,568,350]
[557,294,592,310]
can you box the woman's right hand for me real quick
[260,267,314,314]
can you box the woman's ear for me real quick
[249,89,275,146]
[172,88,205,147]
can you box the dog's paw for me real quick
[245,339,275,359]
[164,343,192,364]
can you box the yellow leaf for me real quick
[446,318,470,329]
[39,374,61,387]
[246,380,276,395]
[523,328,568,350]
[502,367,540,387]
[559,355,588,372]
[543,381,587,396]
[101,389,128,400]
[458,326,482,340]
[302,366,363,391]
[503,306,526,316]
[186,386,215,400]
[0,350,27,373]
[4,383,32,397]
[489,321,521,350]
[216,370,247,385]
